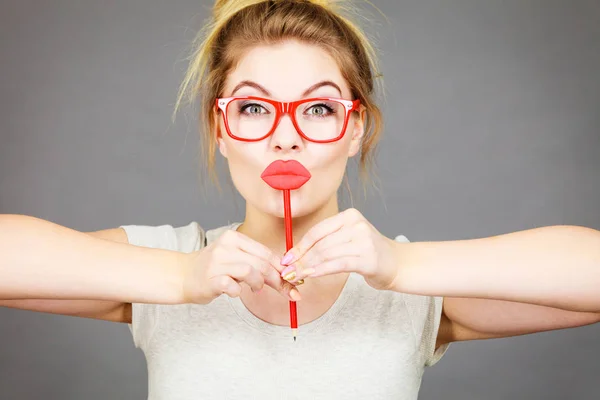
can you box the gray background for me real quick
[1,0,599,399]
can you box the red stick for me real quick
[283,189,297,339]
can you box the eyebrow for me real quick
[230,80,343,98]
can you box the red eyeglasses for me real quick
[215,96,360,143]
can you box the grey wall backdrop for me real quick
[1,0,599,399]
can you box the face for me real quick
[216,40,365,219]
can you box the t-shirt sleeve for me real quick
[407,294,449,367]
[395,234,450,367]
[119,221,204,349]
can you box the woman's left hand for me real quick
[279,208,403,291]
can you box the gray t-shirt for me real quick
[120,221,449,400]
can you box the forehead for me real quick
[223,40,351,99]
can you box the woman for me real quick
[1,0,599,398]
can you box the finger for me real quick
[230,231,282,271]
[293,229,354,273]
[224,250,275,278]
[304,255,361,278]
[262,266,302,301]
[284,242,361,282]
[211,275,243,298]
[281,213,348,266]
[223,263,265,292]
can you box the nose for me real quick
[270,113,304,152]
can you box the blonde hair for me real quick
[173,0,384,201]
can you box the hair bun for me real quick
[213,0,340,21]
[212,0,259,22]
[307,0,339,9]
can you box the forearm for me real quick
[0,214,187,304]
[395,225,600,312]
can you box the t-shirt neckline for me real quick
[205,222,360,337]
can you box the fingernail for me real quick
[283,271,296,281]
[290,288,302,301]
[281,265,296,277]
[281,252,295,266]
[302,268,316,276]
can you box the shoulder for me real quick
[391,234,443,321]
[393,234,410,243]
[392,233,448,365]
[119,221,205,253]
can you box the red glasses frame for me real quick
[215,96,361,143]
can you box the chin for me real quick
[248,192,318,220]
[240,179,332,219]
[264,200,312,220]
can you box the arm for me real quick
[272,210,600,345]
[0,214,187,304]
[436,297,600,347]
[395,225,600,313]
[0,298,132,323]
[0,227,132,322]
[390,224,600,346]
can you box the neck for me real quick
[236,193,341,257]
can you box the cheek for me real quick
[223,142,266,187]
[320,137,352,167]
[310,145,351,188]
[226,145,259,174]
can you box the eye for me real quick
[305,103,335,117]
[240,103,269,115]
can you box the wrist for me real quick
[389,239,419,293]
[175,252,195,304]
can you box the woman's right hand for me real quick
[181,229,301,304]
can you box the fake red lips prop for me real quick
[260,160,311,190]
